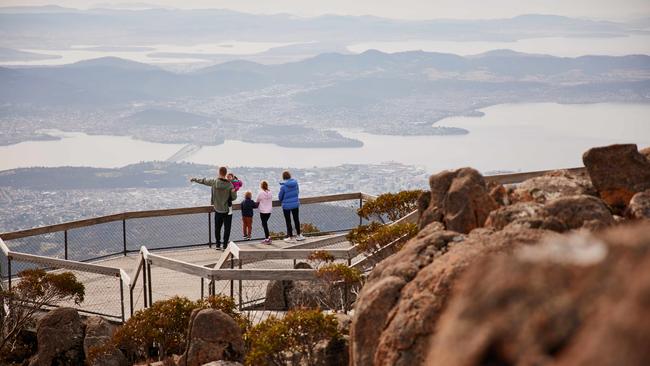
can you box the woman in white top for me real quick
[256,180,273,243]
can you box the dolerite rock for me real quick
[541,195,614,230]
[426,221,650,366]
[178,309,244,366]
[200,362,243,366]
[510,169,594,204]
[264,280,291,310]
[265,262,325,310]
[84,317,127,366]
[484,202,545,230]
[628,190,650,220]
[583,144,650,210]
[420,168,498,233]
[29,308,85,366]
[349,226,548,366]
[640,146,650,160]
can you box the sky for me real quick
[1,0,649,21]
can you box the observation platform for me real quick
[0,168,582,323]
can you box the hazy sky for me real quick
[1,0,649,21]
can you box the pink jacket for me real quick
[256,190,273,214]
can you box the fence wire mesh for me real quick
[67,220,124,261]
[6,259,125,320]
[126,213,210,251]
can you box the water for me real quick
[348,34,650,57]
[0,103,648,173]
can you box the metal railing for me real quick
[0,192,376,320]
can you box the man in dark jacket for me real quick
[191,166,237,249]
[279,170,305,242]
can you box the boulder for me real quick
[484,202,544,230]
[29,307,85,366]
[426,221,650,366]
[265,262,327,310]
[640,146,650,160]
[201,362,243,366]
[350,226,548,366]
[314,336,349,366]
[420,168,498,233]
[628,190,650,220]
[178,309,244,366]
[84,317,127,366]
[264,280,291,310]
[583,144,650,210]
[541,194,614,230]
[510,169,594,204]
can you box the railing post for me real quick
[201,277,204,299]
[230,254,234,300]
[129,282,134,316]
[359,197,363,226]
[208,212,212,248]
[122,220,127,256]
[141,257,148,308]
[119,276,125,323]
[64,230,68,260]
[7,257,11,290]
[147,259,153,306]
[238,259,242,311]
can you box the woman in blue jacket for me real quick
[278,170,305,242]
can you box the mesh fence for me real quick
[67,220,124,261]
[126,213,211,251]
[6,259,125,321]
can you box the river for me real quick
[0,103,648,173]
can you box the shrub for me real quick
[307,250,335,268]
[269,231,286,240]
[245,309,341,366]
[358,190,422,223]
[347,222,418,265]
[316,264,364,312]
[0,269,85,360]
[300,223,320,234]
[114,294,246,362]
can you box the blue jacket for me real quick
[279,178,300,210]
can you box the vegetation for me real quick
[300,223,320,234]
[113,295,249,362]
[245,309,341,366]
[347,222,418,259]
[357,190,422,223]
[0,269,85,361]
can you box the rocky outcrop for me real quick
[84,317,127,366]
[540,194,614,230]
[264,262,328,310]
[201,362,243,366]
[628,190,650,220]
[29,307,85,366]
[178,309,244,366]
[510,169,594,204]
[419,167,498,233]
[485,202,544,230]
[426,222,650,366]
[583,144,650,211]
[350,226,548,366]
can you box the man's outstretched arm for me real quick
[190,177,216,186]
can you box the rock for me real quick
[334,313,352,335]
[201,362,243,366]
[84,317,127,366]
[541,194,614,230]
[640,146,650,160]
[421,168,498,233]
[178,309,244,366]
[583,144,650,210]
[29,307,85,366]
[628,190,650,220]
[265,262,328,310]
[488,183,509,206]
[484,202,544,230]
[314,336,349,366]
[350,227,548,366]
[510,169,594,204]
[426,221,650,366]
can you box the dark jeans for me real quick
[283,207,301,237]
[214,212,232,246]
[260,213,271,239]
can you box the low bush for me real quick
[113,295,249,362]
[245,309,341,366]
[358,190,422,223]
[0,269,85,361]
[347,222,418,265]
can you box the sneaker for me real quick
[296,234,306,241]
[261,238,272,244]
[283,237,293,242]
[246,236,252,241]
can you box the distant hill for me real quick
[123,109,214,127]
[1,51,648,106]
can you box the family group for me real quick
[190,166,304,249]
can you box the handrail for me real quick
[485,167,585,185]
[0,238,9,256]
[0,192,366,241]
[7,251,123,277]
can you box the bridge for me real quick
[0,168,583,323]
